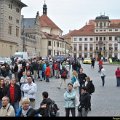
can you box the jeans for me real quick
[39,70,43,80]
[101,76,105,86]
[33,70,38,80]
[11,101,19,114]
[78,108,88,117]
[65,108,75,117]
[46,76,49,82]
[116,77,120,86]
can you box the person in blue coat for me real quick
[64,83,76,117]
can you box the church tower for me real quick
[43,0,47,15]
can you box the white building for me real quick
[64,15,120,59]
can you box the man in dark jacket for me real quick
[5,78,21,114]
[39,91,53,117]
[85,76,95,111]
[78,68,87,97]
[78,87,90,117]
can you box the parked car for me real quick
[83,58,92,64]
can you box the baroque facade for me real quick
[0,0,26,57]
[64,15,120,59]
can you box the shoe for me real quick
[57,87,61,89]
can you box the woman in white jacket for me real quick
[22,76,37,108]
[100,66,106,86]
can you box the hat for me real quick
[21,97,30,104]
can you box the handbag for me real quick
[73,80,80,88]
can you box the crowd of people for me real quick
[0,55,115,117]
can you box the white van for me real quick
[14,52,29,60]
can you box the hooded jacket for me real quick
[115,68,120,77]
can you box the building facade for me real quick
[64,15,120,59]
[0,0,26,57]
[39,2,70,57]
[21,12,41,57]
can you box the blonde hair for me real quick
[21,97,30,105]
[85,76,90,81]
[72,70,78,77]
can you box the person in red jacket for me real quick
[98,59,103,72]
[45,64,51,82]
[115,67,120,87]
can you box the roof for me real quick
[14,0,27,7]
[64,19,120,37]
[22,18,36,29]
[40,15,62,32]
[42,32,64,41]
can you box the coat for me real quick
[22,82,37,100]
[115,68,120,78]
[5,84,21,103]
[64,89,76,108]
[45,66,51,77]
[0,103,15,116]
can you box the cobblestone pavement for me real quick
[35,62,120,116]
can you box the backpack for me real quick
[90,82,95,94]
[54,64,58,70]
[61,71,67,78]
[49,101,59,117]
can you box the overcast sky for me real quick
[21,0,120,34]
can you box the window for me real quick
[114,44,118,51]
[104,37,106,40]
[96,47,98,50]
[74,44,77,51]
[100,37,102,40]
[84,44,87,51]
[16,8,20,13]
[100,22,102,28]
[8,25,12,35]
[96,37,98,41]
[90,38,93,41]
[115,29,118,31]
[16,27,19,37]
[79,38,82,41]
[115,37,118,41]
[90,54,93,58]
[9,16,12,20]
[57,42,59,47]
[16,19,19,24]
[84,53,87,58]
[90,44,93,51]
[85,38,87,41]
[109,29,112,32]
[9,4,12,9]
[74,38,77,41]
[79,53,82,58]
[79,44,82,51]
[109,37,112,41]
[48,50,51,55]
[48,41,51,46]
[54,41,55,47]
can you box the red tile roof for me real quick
[40,15,62,32]
[64,19,120,37]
